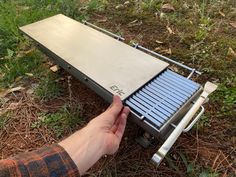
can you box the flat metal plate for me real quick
[20,14,169,100]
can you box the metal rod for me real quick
[151,82,217,166]
[187,68,196,79]
[82,20,125,41]
[133,43,202,75]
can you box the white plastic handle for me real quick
[171,105,205,132]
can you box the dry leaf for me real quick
[26,88,34,95]
[129,19,138,24]
[154,47,161,52]
[25,73,34,77]
[97,17,108,23]
[50,65,60,72]
[7,102,20,110]
[230,22,236,28]
[15,76,23,82]
[166,26,175,34]
[227,47,236,59]
[124,1,130,5]
[115,4,124,9]
[128,20,142,27]
[155,40,164,44]
[0,86,25,98]
[219,10,225,17]
[161,3,175,12]
[159,12,165,19]
[16,48,35,58]
[160,48,172,55]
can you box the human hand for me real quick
[86,95,130,154]
[59,95,130,175]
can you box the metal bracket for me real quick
[82,20,125,41]
[171,105,205,132]
[132,43,202,77]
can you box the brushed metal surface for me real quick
[20,14,168,100]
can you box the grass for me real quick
[34,72,63,101]
[166,152,220,177]
[0,0,107,97]
[0,0,235,176]
[0,112,10,129]
[31,104,82,138]
[0,50,45,87]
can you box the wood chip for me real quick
[50,65,60,72]
[0,86,25,98]
[161,3,175,13]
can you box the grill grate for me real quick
[125,69,201,130]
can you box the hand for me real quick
[59,95,130,175]
[87,95,130,154]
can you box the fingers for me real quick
[104,95,123,124]
[111,106,130,133]
[114,112,128,142]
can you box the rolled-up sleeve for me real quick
[0,144,80,177]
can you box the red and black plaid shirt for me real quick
[0,144,80,177]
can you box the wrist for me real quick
[59,125,104,175]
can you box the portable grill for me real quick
[20,14,217,165]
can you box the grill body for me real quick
[20,14,204,147]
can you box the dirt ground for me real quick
[0,1,236,177]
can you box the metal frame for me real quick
[82,20,125,41]
[82,21,202,78]
[20,19,207,163]
[34,20,205,139]
[132,43,202,77]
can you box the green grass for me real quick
[0,0,235,176]
[0,112,11,129]
[0,0,109,90]
[0,50,45,88]
[212,83,236,118]
[31,104,82,138]
[166,152,219,177]
[34,72,63,101]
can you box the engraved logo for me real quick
[110,85,125,96]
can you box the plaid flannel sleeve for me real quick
[0,144,80,177]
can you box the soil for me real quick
[1,7,235,177]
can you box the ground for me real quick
[0,0,235,177]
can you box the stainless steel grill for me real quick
[125,69,201,130]
[20,14,217,166]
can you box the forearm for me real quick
[0,96,129,177]
[59,125,105,175]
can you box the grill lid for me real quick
[19,14,169,100]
